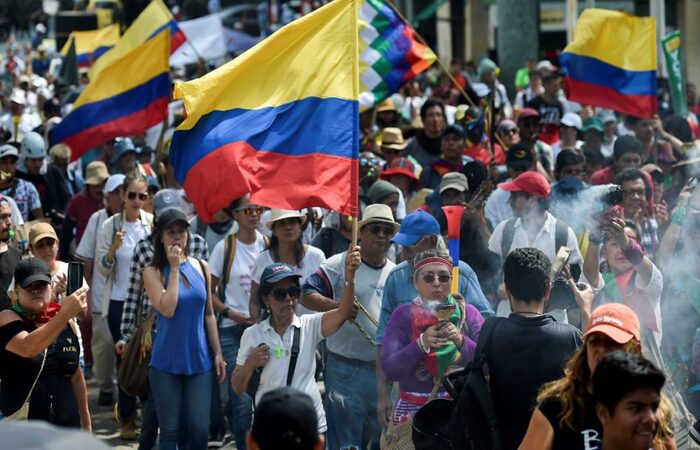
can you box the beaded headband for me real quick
[414,256,453,272]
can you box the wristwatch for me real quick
[222,307,231,319]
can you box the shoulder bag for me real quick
[4,350,46,421]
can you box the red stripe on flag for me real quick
[171,29,186,53]
[183,142,358,223]
[64,98,168,160]
[564,77,657,118]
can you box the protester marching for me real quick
[1,1,700,450]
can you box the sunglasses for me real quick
[360,157,379,167]
[234,206,264,216]
[421,273,452,283]
[127,191,149,201]
[271,286,301,302]
[501,128,518,135]
[368,224,395,236]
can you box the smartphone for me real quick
[67,261,84,296]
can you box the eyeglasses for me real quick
[368,224,395,236]
[421,273,452,283]
[127,191,149,201]
[501,128,518,135]
[234,206,264,216]
[622,189,645,199]
[271,286,301,302]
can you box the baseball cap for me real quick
[455,104,469,121]
[499,171,551,198]
[260,263,302,285]
[613,135,643,158]
[152,189,181,217]
[0,144,19,159]
[29,222,58,246]
[251,387,318,450]
[380,157,419,182]
[518,108,540,120]
[584,303,641,344]
[582,117,604,134]
[105,174,126,193]
[442,124,466,140]
[439,172,469,194]
[14,258,52,288]
[506,143,534,169]
[156,208,189,231]
[536,60,555,73]
[391,210,440,247]
[560,112,582,130]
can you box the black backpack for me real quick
[442,316,503,450]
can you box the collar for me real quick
[260,314,302,335]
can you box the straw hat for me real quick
[357,204,400,234]
[380,127,408,151]
[84,161,109,185]
[266,209,307,230]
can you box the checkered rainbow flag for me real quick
[358,0,437,110]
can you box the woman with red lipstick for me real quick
[380,250,483,424]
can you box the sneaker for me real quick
[120,419,139,441]
[208,432,225,448]
[97,391,114,406]
[690,420,700,446]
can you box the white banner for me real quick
[170,14,227,66]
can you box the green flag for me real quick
[61,37,79,86]
[662,31,688,117]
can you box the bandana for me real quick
[11,301,62,324]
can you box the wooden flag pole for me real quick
[351,216,359,248]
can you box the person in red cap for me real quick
[382,157,421,211]
[488,170,582,269]
[520,303,676,450]
[518,107,554,180]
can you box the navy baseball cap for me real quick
[260,263,302,285]
[251,387,318,450]
[391,210,440,247]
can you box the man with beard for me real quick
[0,196,19,310]
[405,98,447,168]
[303,204,398,450]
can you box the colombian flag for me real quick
[560,9,657,118]
[51,31,170,161]
[89,0,185,79]
[169,0,360,223]
[60,25,120,67]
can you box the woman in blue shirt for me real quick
[143,208,226,450]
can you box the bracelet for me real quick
[344,280,354,287]
[588,231,603,245]
[671,207,688,226]
[418,333,430,354]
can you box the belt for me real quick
[327,351,375,370]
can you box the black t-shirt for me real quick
[310,227,351,259]
[0,319,42,415]
[17,165,71,219]
[484,313,583,450]
[539,393,601,450]
[0,246,20,311]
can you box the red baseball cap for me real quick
[584,303,641,344]
[518,108,540,120]
[498,171,551,199]
[381,157,419,182]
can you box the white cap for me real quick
[560,112,582,130]
[537,60,555,73]
[0,144,19,159]
[472,82,491,98]
[105,174,126,193]
[9,91,25,105]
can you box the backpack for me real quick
[442,316,504,450]
[500,217,569,259]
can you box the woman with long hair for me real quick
[519,303,675,450]
[248,209,325,320]
[94,171,153,439]
[143,208,226,450]
[0,258,88,426]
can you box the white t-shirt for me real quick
[75,209,110,312]
[210,232,267,327]
[484,187,513,229]
[111,221,148,301]
[251,246,326,316]
[237,313,327,432]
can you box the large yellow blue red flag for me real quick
[50,30,170,160]
[560,9,657,118]
[169,0,360,222]
[59,25,120,68]
[89,0,185,79]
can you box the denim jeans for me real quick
[219,324,253,449]
[107,300,136,421]
[149,367,212,450]
[138,377,189,450]
[324,354,381,450]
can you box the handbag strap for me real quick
[18,350,46,409]
[286,326,301,386]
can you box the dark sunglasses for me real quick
[360,157,379,167]
[234,206,264,216]
[369,224,395,236]
[501,128,518,135]
[421,273,452,283]
[271,286,301,302]
[127,191,149,201]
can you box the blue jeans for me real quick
[219,325,253,449]
[138,377,189,450]
[149,367,212,450]
[324,354,381,450]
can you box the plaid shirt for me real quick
[639,217,658,260]
[119,233,208,344]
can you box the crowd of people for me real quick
[1,26,700,450]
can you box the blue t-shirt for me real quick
[150,259,212,375]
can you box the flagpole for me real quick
[381,0,478,108]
